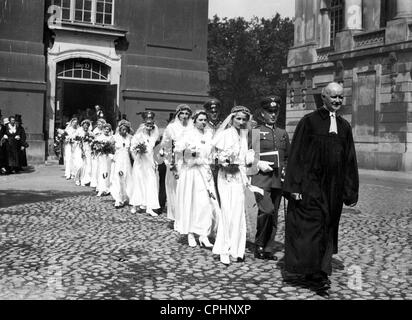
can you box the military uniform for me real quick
[251,96,290,259]
[203,98,223,205]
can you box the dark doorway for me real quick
[55,79,117,130]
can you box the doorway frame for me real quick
[47,40,121,160]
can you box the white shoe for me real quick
[220,254,230,265]
[75,180,80,186]
[147,208,158,217]
[131,207,137,214]
[199,236,213,248]
[188,233,197,247]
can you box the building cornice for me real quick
[49,21,128,38]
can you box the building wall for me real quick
[0,0,47,163]
[116,0,209,128]
[283,0,412,171]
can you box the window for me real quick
[330,0,344,47]
[53,0,114,25]
[57,58,110,81]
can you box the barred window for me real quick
[53,0,114,25]
[57,58,110,82]
[330,0,344,47]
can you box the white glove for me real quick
[291,193,302,200]
[15,135,20,140]
[3,135,8,139]
[108,154,114,160]
[245,149,255,166]
[257,160,274,173]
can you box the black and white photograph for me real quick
[0,0,411,306]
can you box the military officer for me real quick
[203,98,224,206]
[251,96,290,260]
[203,98,223,135]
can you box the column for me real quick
[319,7,331,47]
[363,0,381,31]
[394,0,412,19]
[344,0,363,30]
[294,0,305,46]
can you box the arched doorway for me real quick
[54,58,118,130]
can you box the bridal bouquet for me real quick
[82,133,94,144]
[73,135,83,143]
[100,140,115,155]
[132,142,147,155]
[91,140,115,156]
[216,149,240,174]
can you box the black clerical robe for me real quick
[4,124,25,168]
[283,107,359,275]
[0,124,7,168]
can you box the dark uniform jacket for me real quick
[250,124,290,191]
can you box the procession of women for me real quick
[60,102,257,267]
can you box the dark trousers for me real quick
[211,164,220,205]
[254,188,283,253]
[158,162,167,209]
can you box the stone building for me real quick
[0,0,209,163]
[283,0,412,171]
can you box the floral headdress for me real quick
[81,119,92,127]
[96,118,106,125]
[116,119,132,134]
[192,109,208,123]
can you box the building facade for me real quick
[0,0,209,163]
[283,0,412,171]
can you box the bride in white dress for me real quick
[63,118,79,180]
[129,112,161,216]
[212,106,255,265]
[159,104,193,225]
[95,123,114,197]
[109,120,133,208]
[90,118,106,188]
[174,110,217,248]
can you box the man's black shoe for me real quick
[264,252,278,261]
[254,246,265,260]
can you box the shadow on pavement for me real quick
[0,189,91,208]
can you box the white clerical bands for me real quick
[329,112,337,134]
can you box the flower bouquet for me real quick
[100,140,115,156]
[91,140,103,157]
[91,140,115,156]
[132,142,147,155]
[217,149,240,174]
[54,129,67,157]
[82,133,94,144]
[73,135,83,144]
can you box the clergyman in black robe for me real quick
[283,82,359,292]
[15,114,28,168]
[4,116,26,173]
[0,113,8,173]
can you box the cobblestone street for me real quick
[0,165,411,300]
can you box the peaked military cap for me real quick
[261,96,281,111]
[141,111,155,120]
[203,98,222,111]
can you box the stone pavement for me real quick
[0,165,411,300]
